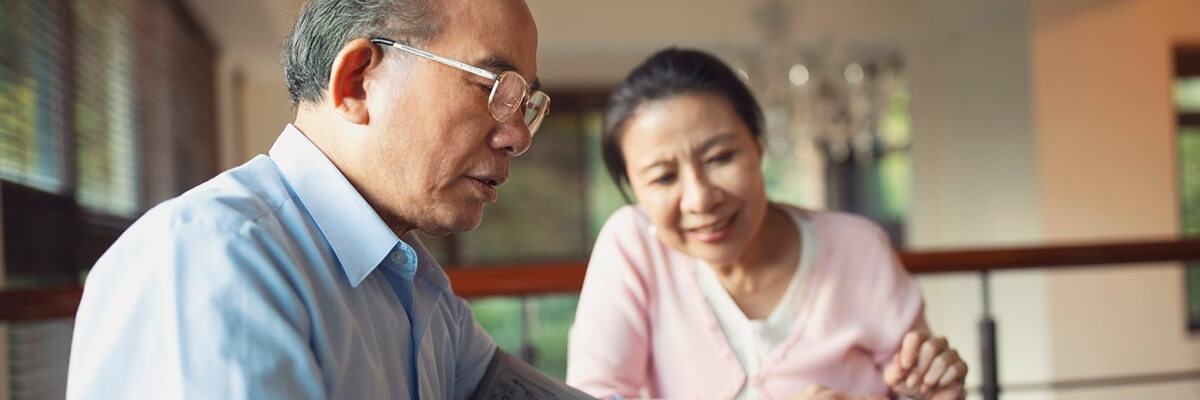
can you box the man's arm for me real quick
[470,349,597,400]
[67,218,324,399]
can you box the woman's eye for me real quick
[477,84,493,95]
[651,173,676,185]
[706,151,735,164]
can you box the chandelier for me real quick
[736,0,904,166]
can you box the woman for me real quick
[566,48,967,400]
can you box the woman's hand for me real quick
[790,384,887,400]
[883,331,967,400]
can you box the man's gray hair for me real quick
[283,0,442,106]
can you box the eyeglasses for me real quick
[370,38,550,137]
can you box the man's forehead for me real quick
[435,0,539,80]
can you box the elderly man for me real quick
[66,1,588,399]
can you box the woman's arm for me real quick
[857,230,966,399]
[567,207,655,398]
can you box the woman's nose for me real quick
[680,172,723,214]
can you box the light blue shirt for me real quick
[67,125,496,399]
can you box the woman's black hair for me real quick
[601,47,765,202]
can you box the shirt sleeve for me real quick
[450,294,498,400]
[67,216,324,399]
[566,207,653,398]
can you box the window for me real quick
[1177,47,1200,332]
[0,1,218,397]
[470,294,579,380]
[1,0,218,288]
[432,91,620,379]
[0,1,70,193]
[421,92,623,266]
[802,67,913,245]
[751,57,914,245]
[72,0,139,216]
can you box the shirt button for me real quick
[390,251,404,264]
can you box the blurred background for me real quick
[1,0,1199,398]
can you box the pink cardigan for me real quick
[566,205,923,400]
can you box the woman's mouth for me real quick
[686,213,736,244]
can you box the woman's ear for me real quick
[327,38,382,125]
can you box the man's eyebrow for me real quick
[476,56,519,74]
[476,55,540,90]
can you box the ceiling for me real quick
[181,0,1036,86]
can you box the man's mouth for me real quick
[465,174,505,203]
[467,174,505,187]
[470,177,500,187]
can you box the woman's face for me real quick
[620,92,768,266]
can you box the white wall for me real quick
[907,5,1042,250]
[187,0,297,169]
[1031,0,1200,398]
[215,58,241,170]
[215,58,295,169]
[243,70,295,160]
[906,4,1053,398]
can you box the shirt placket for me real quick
[380,243,421,399]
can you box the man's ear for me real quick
[327,38,382,125]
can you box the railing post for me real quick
[980,270,1000,400]
[519,295,538,363]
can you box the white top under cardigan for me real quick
[695,207,817,400]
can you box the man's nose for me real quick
[490,118,532,157]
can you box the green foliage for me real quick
[1179,127,1200,326]
[469,297,524,353]
[1175,78,1200,113]
[469,295,579,381]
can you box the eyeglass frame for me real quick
[368,37,550,136]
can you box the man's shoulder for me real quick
[105,155,301,264]
[83,155,325,312]
[146,155,293,232]
[83,156,314,310]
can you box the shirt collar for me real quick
[402,231,449,290]
[269,124,399,287]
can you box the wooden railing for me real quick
[445,237,1200,298]
[1,236,1198,400]
[2,237,1198,319]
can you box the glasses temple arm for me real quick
[369,38,499,81]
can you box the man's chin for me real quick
[419,208,484,236]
